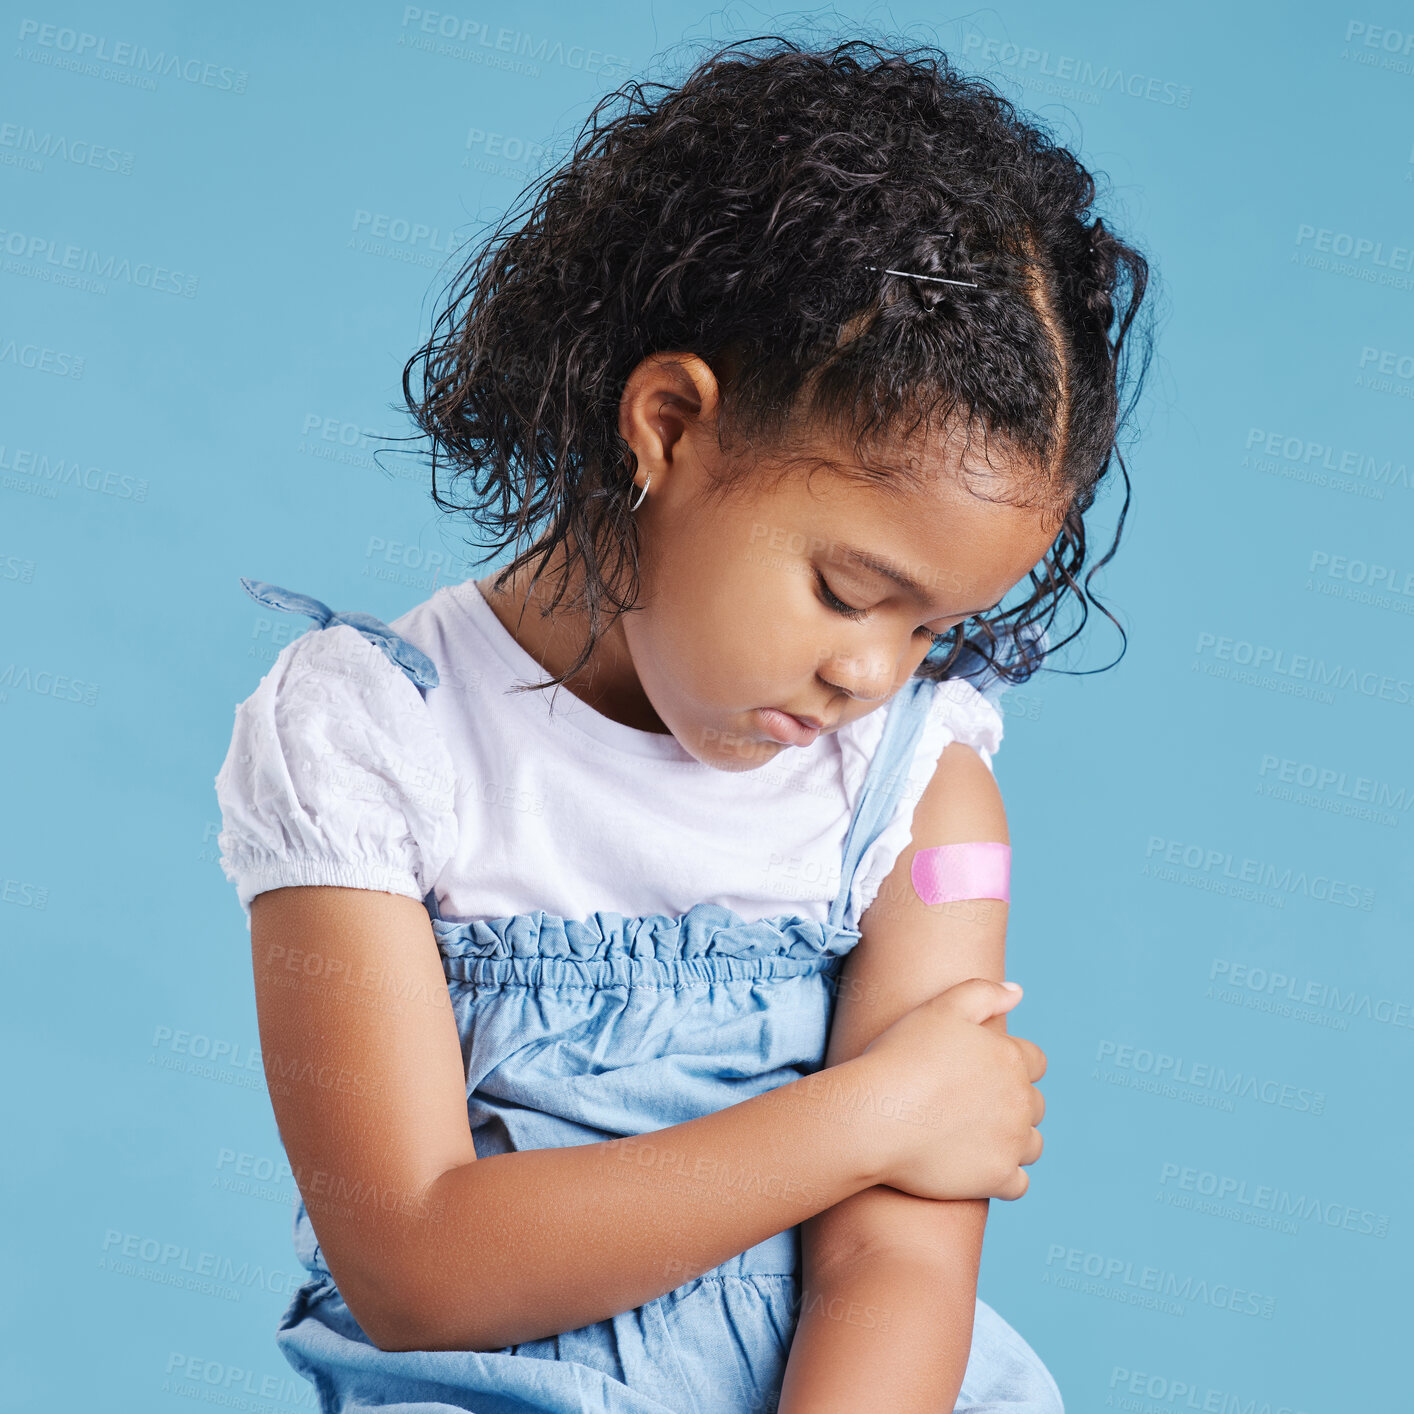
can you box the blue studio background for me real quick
[3,2,1410,1410]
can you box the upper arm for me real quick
[826,738,1009,1069]
[251,885,478,1348]
[807,738,1009,1265]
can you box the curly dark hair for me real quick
[400,34,1155,697]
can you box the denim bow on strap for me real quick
[238,577,440,692]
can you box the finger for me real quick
[997,1166,1030,1201]
[1011,1035,1047,1081]
[1030,1085,1046,1126]
[940,976,1024,1024]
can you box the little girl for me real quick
[215,36,1150,1414]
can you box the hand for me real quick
[847,978,1046,1201]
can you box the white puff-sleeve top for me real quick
[214,578,1007,932]
[214,623,459,924]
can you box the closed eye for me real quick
[815,569,869,621]
[815,570,951,647]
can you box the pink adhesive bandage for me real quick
[911,842,1011,905]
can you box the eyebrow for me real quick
[836,544,1002,618]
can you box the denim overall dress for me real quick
[238,579,1062,1414]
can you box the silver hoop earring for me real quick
[628,474,651,512]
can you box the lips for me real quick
[758,707,824,747]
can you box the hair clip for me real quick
[866,265,979,289]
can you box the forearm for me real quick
[779,1189,988,1413]
[373,1059,887,1352]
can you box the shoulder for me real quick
[213,603,460,923]
[911,728,1008,842]
[921,676,1005,771]
[237,619,449,786]
[263,616,430,714]
[837,672,1004,792]
[839,674,1009,927]
[386,577,500,702]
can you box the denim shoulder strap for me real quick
[239,577,440,696]
[827,672,938,932]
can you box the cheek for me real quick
[636,564,808,710]
[621,584,736,714]
[697,570,822,693]
[684,596,794,705]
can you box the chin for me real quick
[683,724,783,773]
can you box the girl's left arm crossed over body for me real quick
[778,735,1040,1413]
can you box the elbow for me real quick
[336,1270,429,1353]
[360,1302,428,1355]
[344,1266,499,1355]
[318,1243,448,1354]
[322,1168,490,1353]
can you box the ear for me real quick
[617,352,722,488]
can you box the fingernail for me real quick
[1002,981,1022,993]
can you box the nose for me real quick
[815,644,899,704]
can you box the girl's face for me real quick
[613,354,1064,773]
[486,353,1064,774]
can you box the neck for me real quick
[475,540,668,734]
